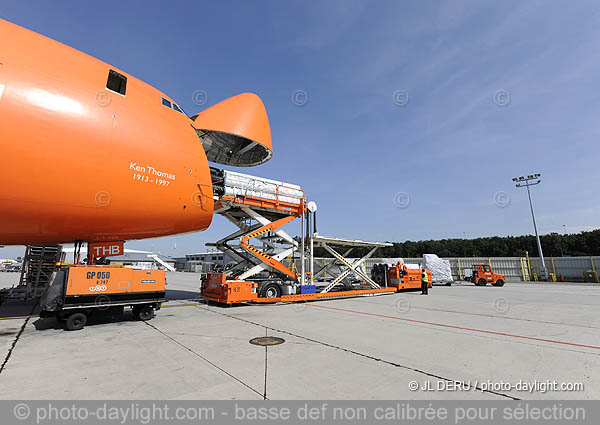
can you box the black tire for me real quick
[65,312,87,331]
[495,279,505,287]
[133,305,154,321]
[446,282,452,286]
[477,279,487,286]
[260,283,281,299]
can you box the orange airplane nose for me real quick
[191,93,273,167]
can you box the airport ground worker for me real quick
[421,268,429,295]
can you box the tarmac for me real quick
[0,272,598,400]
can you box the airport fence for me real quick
[287,256,600,282]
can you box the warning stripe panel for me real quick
[239,214,299,280]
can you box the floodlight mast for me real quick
[512,173,547,280]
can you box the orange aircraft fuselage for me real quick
[0,19,272,246]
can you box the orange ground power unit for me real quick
[40,265,166,330]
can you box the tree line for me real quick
[316,229,600,258]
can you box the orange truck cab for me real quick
[470,264,505,286]
[40,265,165,330]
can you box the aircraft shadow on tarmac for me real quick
[0,299,40,319]
[29,288,203,331]
[1,288,231,332]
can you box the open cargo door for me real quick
[191,93,272,167]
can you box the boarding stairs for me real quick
[0,245,62,302]
[147,254,176,272]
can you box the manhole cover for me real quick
[249,336,285,346]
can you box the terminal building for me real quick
[176,251,232,272]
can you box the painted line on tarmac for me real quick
[144,321,265,399]
[0,315,32,320]
[310,304,600,351]
[197,303,518,400]
[351,299,600,330]
[162,302,202,308]
[0,301,38,375]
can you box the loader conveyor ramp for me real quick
[208,168,305,283]
[202,168,397,305]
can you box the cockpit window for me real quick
[161,96,186,115]
[106,70,127,95]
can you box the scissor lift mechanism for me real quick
[312,235,391,293]
[201,169,396,304]
[208,203,300,282]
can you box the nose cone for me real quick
[191,93,272,167]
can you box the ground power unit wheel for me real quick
[133,305,155,321]
[65,312,87,331]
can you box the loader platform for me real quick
[202,168,395,305]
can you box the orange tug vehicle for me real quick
[470,264,505,287]
[39,242,165,331]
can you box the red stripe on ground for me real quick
[310,304,600,350]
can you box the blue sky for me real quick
[2,0,600,259]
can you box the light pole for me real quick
[561,224,567,257]
[512,173,547,280]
